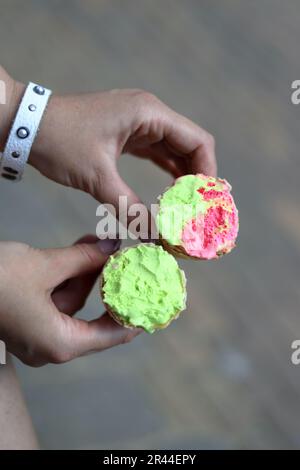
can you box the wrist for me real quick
[28,93,61,172]
[0,75,25,151]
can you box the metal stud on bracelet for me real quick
[16,127,30,139]
[0,82,52,182]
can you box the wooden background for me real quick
[0,0,300,449]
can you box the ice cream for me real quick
[157,174,239,260]
[101,244,186,333]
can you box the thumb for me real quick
[46,238,121,286]
[96,166,157,241]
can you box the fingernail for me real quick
[96,238,121,255]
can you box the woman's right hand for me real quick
[0,236,141,367]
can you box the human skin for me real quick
[0,64,217,362]
[0,355,38,449]
[0,235,140,449]
[0,65,217,447]
[0,236,142,367]
[0,66,217,218]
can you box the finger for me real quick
[150,154,182,178]
[52,271,98,315]
[52,312,143,362]
[45,238,121,287]
[83,312,143,354]
[52,235,107,315]
[73,234,99,245]
[162,108,217,177]
[98,165,155,239]
[131,141,187,178]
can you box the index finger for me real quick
[163,109,217,177]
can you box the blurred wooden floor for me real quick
[0,0,300,449]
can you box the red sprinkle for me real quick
[203,189,223,200]
[197,187,224,200]
[197,187,205,194]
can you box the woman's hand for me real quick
[27,86,217,215]
[1,69,217,221]
[0,236,140,367]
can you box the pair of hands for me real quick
[0,75,216,366]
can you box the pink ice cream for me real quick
[182,187,239,259]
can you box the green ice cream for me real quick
[157,174,224,245]
[102,244,186,333]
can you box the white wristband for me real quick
[0,82,52,182]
